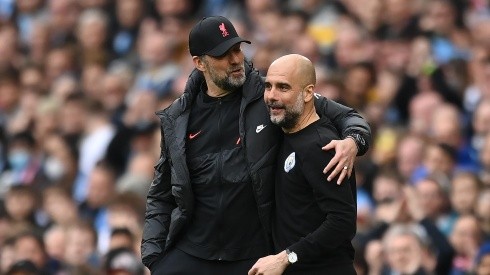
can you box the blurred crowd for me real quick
[0,0,490,274]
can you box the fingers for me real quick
[337,163,349,185]
[326,159,351,185]
[323,154,339,176]
[321,140,337,151]
[324,138,357,184]
[347,164,353,178]
[248,267,257,275]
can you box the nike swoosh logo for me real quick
[188,131,201,139]
[256,124,267,133]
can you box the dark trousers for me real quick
[150,248,258,275]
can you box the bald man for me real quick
[249,55,357,275]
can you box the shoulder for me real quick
[289,119,338,159]
[314,118,340,142]
[157,93,191,119]
[243,61,265,88]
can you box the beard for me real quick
[204,60,246,92]
[268,92,304,130]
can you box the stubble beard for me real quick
[269,92,304,130]
[208,63,246,92]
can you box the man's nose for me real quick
[265,87,278,100]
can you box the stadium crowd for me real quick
[0,0,490,274]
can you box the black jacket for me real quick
[141,61,371,268]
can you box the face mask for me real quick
[8,150,30,170]
[44,157,65,180]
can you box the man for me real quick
[248,54,357,275]
[381,224,433,275]
[141,16,370,274]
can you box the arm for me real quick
[287,149,357,259]
[314,96,371,183]
[141,129,177,269]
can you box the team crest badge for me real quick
[284,152,296,173]
[219,23,229,37]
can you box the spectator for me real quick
[476,189,490,241]
[407,91,443,135]
[1,237,17,274]
[58,93,88,145]
[104,247,145,275]
[475,242,490,275]
[49,73,78,102]
[342,62,376,111]
[131,30,180,99]
[12,230,64,274]
[42,186,78,227]
[80,61,106,100]
[415,176,452,235]
[107,192,145,250]
[412,142,457,183]
[472,99,490,157]
[76,8,111,66]
[396,133,426,182]
[14,0,47,50]
[480,134,490,186]
[5,260,40,275]
[78,160,117,253]
[109,227,134,251]
[43,224,67,263]
[381,223,434,275]
[363,185,454,275]
[99,71,130,128]
[44,46,77,88]
[115,151,155,197]
[111,0,147,59]
[47,0,79,45]
[429,103,477,170]
[0,68,21,127]
[3,185,38,228]
[450,171,482,216]
[40,133,79,191]
[64,221,99,269]
[450,214,483,274]
[73,99,115,203]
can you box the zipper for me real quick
[216,98,224,260]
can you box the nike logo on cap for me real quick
[256,124,267,133]
[188,131,201,139]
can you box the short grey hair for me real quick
[382,223,431,249]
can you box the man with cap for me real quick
[141,16,370,274]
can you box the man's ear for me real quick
[303,84,315,103]
[193,56,206,72]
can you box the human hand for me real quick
[322,138,358,185]
[248,251,288,275]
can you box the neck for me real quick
[207,88,232,97]
[283,106,319,134]
[204,76,232,98]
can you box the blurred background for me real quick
[0,0,490,274]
